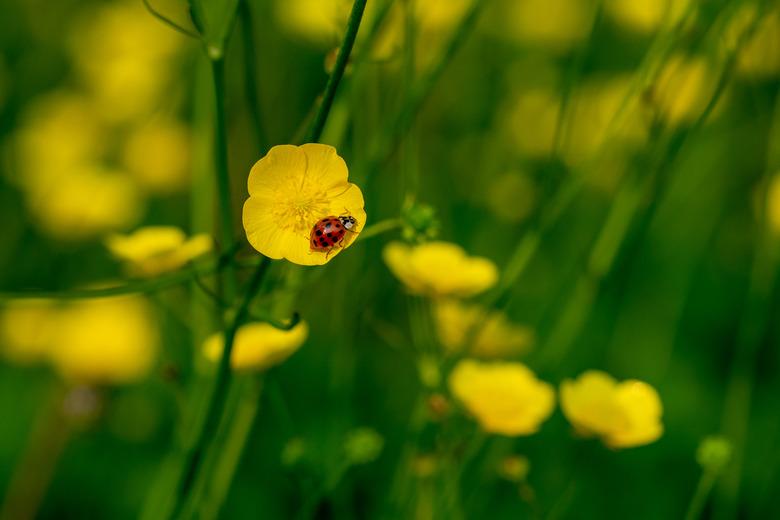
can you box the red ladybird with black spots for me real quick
[309,215,358,256]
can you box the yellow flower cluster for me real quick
[242,144,366,266]
[203,321,309,372]
[11,1,192,241]
[434,300,534,359]
[0,295,159,385]
[448,363,663,448]
[105,227,213,278]
[560,370,663,448]
[383,240,533,360]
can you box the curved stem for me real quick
[357,218,403,241]
[143,0,201,39]
[303,0,368,143]
[0,258,223,301]
[685,470,718,520]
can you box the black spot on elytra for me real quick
[316,229,323,236]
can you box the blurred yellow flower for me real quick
[0,299,57,365]
[274,0,351,45]
[106,226,212,277]
[383,241,498,298]
[497,0,596,54]
[560,370,663,448]
[735,7,780,79]
[242,144,366,266]
[26,167,143,241]
[653,54,719,126]
[434,300,534,358]
[485,171,536,224]
[67,0,185,123]
[603,0,691,34]
[203,321,309,372]
[561,74,650,166]
[50,296,159,385]
[503,87,561,158]
[121,118,191,194]
[13,91,105,189]
[448,359,555,436]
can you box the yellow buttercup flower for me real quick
[383,241,498,298]
[560,370,663,449]
[0,299,58,366]
[434,300,534,358]
[49,295,159,385]
[203,321,309,372]
[448,360,555,436]
[105,226,213,277]
[242,144,366,266]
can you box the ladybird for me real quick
[310,215,358,255]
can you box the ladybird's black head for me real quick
[339,215,357,230]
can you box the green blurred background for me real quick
[1,0,780,518]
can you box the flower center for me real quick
[271,185,331,234]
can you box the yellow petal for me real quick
[247,144,307,197]
[301,143,349,190]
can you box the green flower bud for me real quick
[696,435,732,473]
[344,427,384,465]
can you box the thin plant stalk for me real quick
[686,469,719,520]
[210,56,239,303]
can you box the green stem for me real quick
[195,377,264,520]
[170,257,270,519]
[685,470,718,520]
[304,0,368,144]
[357,218,403,241]
[0,257,225,301]
[211,57,239,303]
